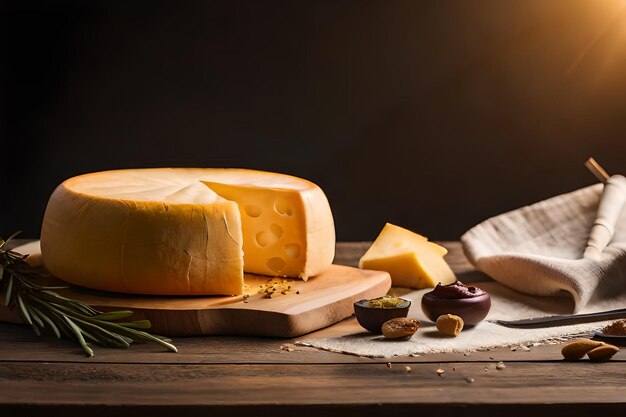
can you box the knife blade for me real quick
[496,307,626,328]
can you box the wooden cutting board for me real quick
[0,241,391,337]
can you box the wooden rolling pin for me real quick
[584,158,626,260]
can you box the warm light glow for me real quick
[566,0,626,83]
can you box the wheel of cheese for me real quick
[40,168,335,295]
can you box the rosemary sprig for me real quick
[0,232,178,357]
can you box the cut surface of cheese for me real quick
[358,223,455,289]
[40,168,335,296]
[202,182,334,279]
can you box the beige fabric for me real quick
[461,183,626,312]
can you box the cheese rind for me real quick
[359,223,455,289]
[40,168,335,295]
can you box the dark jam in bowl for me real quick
[421,281,491,325]
[429,281,486,299]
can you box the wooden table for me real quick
[2,242,625,416]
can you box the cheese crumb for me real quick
[258,278,297,298]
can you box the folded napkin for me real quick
[461,180,626,312]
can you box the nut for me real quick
[602,319,626,335]
[382,317,420,339]
[561,339,605,361]
[436,314,464,336]
[587,344,619,362]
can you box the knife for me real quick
[496,307,626,328]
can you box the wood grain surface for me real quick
[2,241,625,417]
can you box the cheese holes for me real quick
[256,232,270,247]
[285,243,301,259]
[255,224,283,248]
[274,200,294,216]
[270,224,283,238]
[244,205,262,218]
[267,257,286,272]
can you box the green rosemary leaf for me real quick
[26,303,44,328]
[44,306,80,340]
[27,306,44,337]
[73,324,100,344]
[29,304,61,338]
[3,231,21,246]
[4,275,12,307]
[47,300,93,319]
[33,296,131,347]
[40,290,99,315]
[0,233,178,357]
[16,293,33,325]
[94,318,178,351]
[64,316,94,357]
[110,320,152,330]
[93,310,135,321]
[134,332,178,353]
[111,325,178,352]
[72,317,132,348]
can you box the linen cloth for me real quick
[461,183,626,312]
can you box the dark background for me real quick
[2,0,626,241]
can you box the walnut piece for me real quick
[436,314,464,336]
[381,317,420,339]
[602,319,626,335]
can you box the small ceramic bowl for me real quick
[421,291,490,325]
[354,298,411,334]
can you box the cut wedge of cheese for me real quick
[40,168,335,296]
[358,223,455,289]
[202,181,334,278]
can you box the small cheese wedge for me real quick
[358,223,456,289]
[203,181,334,279]
[40,168,335,296]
